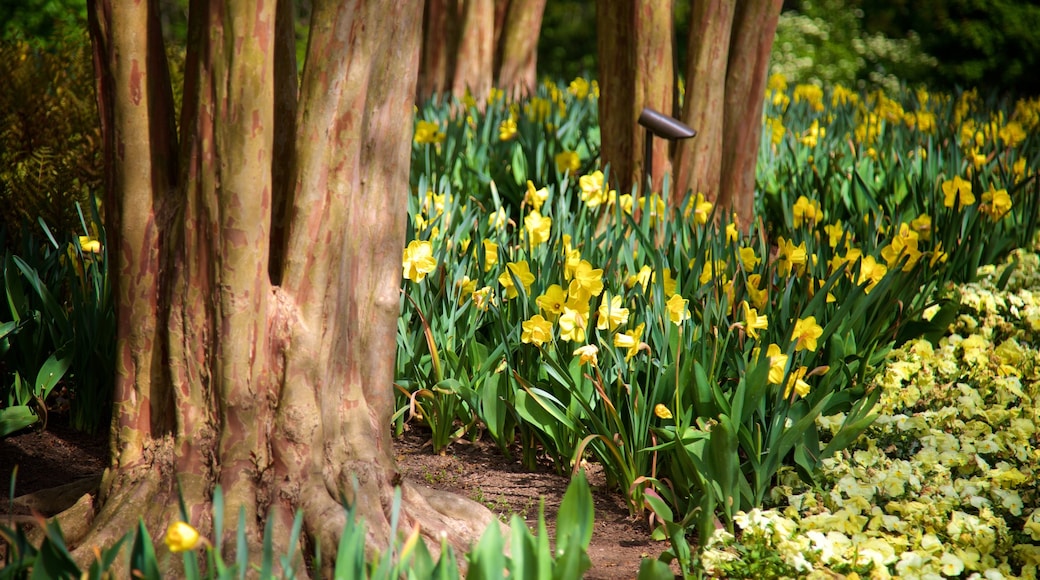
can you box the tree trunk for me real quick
[452,0,495,99]
[596,0,674,197]
[496,0,546,98]
[75,0,497,574]
[718,0,783,228]
[673,0,735,208]
[417,0,545,103]
[599,0,783,225]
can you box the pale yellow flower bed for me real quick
[701,249,1040,579]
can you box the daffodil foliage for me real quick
[400,76,1040,570]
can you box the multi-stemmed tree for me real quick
[75,0,496,573]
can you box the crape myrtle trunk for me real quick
[80,0,497,574]
[598,0,783,229]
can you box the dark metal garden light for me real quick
[638,107,696,194]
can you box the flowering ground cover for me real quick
[400,76,1040,576]
[700,250,1040,578]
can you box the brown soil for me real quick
[1,421,670,578]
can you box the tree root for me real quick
[6,465,506,577]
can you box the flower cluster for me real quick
[702,251,1040,578]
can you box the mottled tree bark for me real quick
[452,0,495,99]
[599,0,783,226]
[76,0,496,575]
[597,0,675,196]
[496,0,546,98]
[417,0,545,102]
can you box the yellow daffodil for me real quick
[165,521,203,553]
[472,286,495,311]
[739,247,761,271]
[910,213,932,241]
[666,293,690,326]
[521,315,553,346]
[498,261,535,299]
[568,77,590,99]
[563,248,582,280]
[792,195,821,228]
[614,323,645,361]
[856,255,887,293]
[823,221,845,248]
[456,276,477,305]
[498,116,518,141]
[559,305,588,343]
[777,236,807,277]
[686,192,713,225]
[487,207,507,230]
[784,365,811,399]
[402,240,436,282]
[597,294,630,331]
[482,239,499,272]
[942,175,975,208]
[661,268,678,296]
[626,265,653,292]
[791,316,823,352]
[578,171,611,208]
[536,284,567,320]
[573,344,598,366]
[981,184,1012,221]
[746,274,768,311]
[78,236,102,253]
[742,301,768,339]
[525,180,548,212]
[414,120,445,144]
[569,260,604,301]
[524,210,552,248]
[555,150,580,174]
[762,343,788,384]
[654,404,673,420]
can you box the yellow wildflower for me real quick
[686,192,713,225]
[559,304,589,343]
[569,260,604,302]
[524,210,552,248]
[942,175,975,209]
[525,180,548,212]
[498,261,535,299]
[482,239,499,272]
[165,521,203,553]
[791,316,823,352]
[555,150,580,174]
[654,404,673,420]
[666,294,690,326]
[521,315,553,346]
[414,120,445,144]
[792,195,821,228]
[742,301,768,339]
[402,240,436,282]
[579,171,611,208]
[784,366,811,399]
[573,344,598,366]
[499,116,517,141]
[597,294,630,331]
[536,284,567,320]
[981,184,1012,221]
[614,323,645,361]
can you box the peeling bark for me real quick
[77,0,498,575]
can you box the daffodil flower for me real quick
[791,316,823,352]
[521,315,553,346]
[165,521,204,553]
[402,240,436,282]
